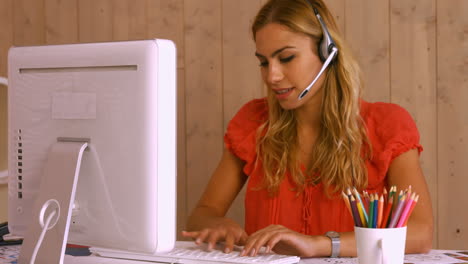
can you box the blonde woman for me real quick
[182,0,433,258]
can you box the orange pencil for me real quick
[380,195,393,228]
[377,194,384,228]
[342,191,352,215]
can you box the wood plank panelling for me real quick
[325,0,345,35]
[44,0,78,44]
[390,0,438,248]
[78,0,113,42]
[13,0,45,46]
[221,0,265,228]
[1,0,468,249]
[345,0,390,103]
[146,0,185,68]
[437,0,468,250]
[113,0,147,41]
[222,0,264,130]
[184,0,224,223]
[0,0,12,77]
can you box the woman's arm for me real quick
[339,148,433,256]
[386,148,434,253]
[183,148,249,252]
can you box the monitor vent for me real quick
[16,129,23,199]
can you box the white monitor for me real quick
[7,39,177,263]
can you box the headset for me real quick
[298,0,339,100]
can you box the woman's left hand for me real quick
[240,225,322,257]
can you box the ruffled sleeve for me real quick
[362,102,423,188]
[224,98,268,176]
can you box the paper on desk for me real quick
[405,250,468,263]
[299,250,468,264]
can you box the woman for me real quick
[182,0,433,258]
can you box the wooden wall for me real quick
[0,0,466,250]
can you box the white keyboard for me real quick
[90,241,301,264]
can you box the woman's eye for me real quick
[280,55,295,63]
[259,61,268,67]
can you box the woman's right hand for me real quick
[181,217,248,253]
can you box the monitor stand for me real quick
[18,141,88,264]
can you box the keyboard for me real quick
[90,241,301,264]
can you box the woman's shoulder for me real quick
[361,100,417,130]
[360,99,421,152]
[237,97,268,116]
[361,100,411,119]
[224,98,267,165]
[229,98,268,129]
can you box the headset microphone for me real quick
[298,3,339,100]
[298,47,337,100]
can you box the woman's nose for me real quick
[266,63,284,84]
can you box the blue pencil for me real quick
[373,194,378,228]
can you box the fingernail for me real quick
[240,250,245,256]
[195,238,201,244]
[266,245,271,253]
[250,249,256,257]
[224,248,230,253]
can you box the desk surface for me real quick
[2,244,468,264]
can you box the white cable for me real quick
[0,76,7,86]
[0,78,6,184]
[30,210,57,264]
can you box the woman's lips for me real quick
[274,88,294,99]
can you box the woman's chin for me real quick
[278,101,299,111]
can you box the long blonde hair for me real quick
[252,0,371,195]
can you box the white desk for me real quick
[2,244,468,264]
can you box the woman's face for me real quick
[255,23,325,110]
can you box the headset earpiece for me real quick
[297,1,339,100]
[312,7,337,62]
[303,0,338,62]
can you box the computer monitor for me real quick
[7,39,177,263]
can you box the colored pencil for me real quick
[381,195,393,228]
[342,191,352,216]
[357,199,367,227]
[402,195,419,226]
[388,194,406,228]
[368,194,375,228]
[352,188,369,225]
[396,193,415,227]
[383,187,388,203]
[391,190,404,219]
[373,194,379,228]
[363,191,370,212]
[377,194,384,228]
[350,196,362,227]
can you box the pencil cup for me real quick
[355,226,407,264]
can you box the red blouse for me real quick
[224,98,422,236]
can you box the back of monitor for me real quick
[7,39,177,257]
